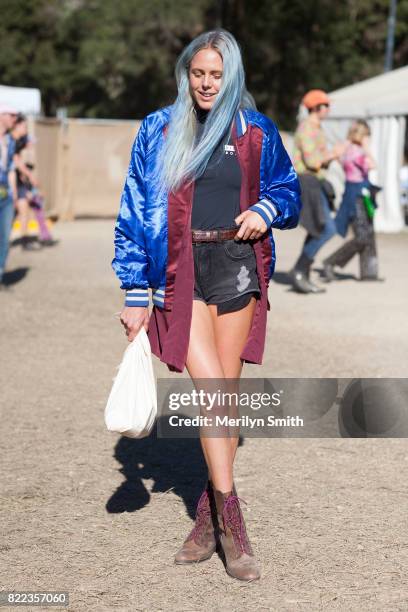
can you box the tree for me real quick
[0,0,407,126]
[219,0,408,128]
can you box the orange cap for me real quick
[302,90,330,109]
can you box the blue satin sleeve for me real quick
[112,118,150,306]
[249,118,302,230]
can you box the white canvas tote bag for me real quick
[105,327,157,438]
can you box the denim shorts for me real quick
[193,236,260,315]
[17,185,31,200]
[17,185,30,200]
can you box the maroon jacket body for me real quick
[148,122,274,373]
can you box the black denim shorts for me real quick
[193,236,260,315]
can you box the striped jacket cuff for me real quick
[125,288,149,307]
[249,198,279,228]
[152,288,165,307]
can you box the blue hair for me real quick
[158,29,256,193]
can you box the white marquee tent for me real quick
[322,66,408,232]
[0,84,41,115]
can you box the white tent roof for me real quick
[0,84,41,115]
[328,66,408,118]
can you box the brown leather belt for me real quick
[191,228,238,243]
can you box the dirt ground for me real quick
[1,220,407,612]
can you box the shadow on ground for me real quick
[106,418,245,520]
[313,266,358,282]
[272,268,358,287]
[106,419,207,519]
[271,270,293,286]
[2,267,30,286]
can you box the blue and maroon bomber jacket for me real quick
[112,105,301,372]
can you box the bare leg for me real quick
[33,206,52,241]
[185,300,232,492]
[209,297,257,464]
[16,198,29,238]
[185,297,257,493]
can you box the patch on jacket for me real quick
[224,144,236,155]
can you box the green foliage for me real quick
[0,0,407,127]
[222,0,407,127]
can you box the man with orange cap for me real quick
[290,89,342,294]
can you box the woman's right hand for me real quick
[361,135,372,153]
[120,306,150,342]
[331,141,348,160]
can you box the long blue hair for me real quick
[158,29,256,193]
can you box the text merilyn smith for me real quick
[168,415,304,428]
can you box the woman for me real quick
[112,30,301,581]
[11,114,57,250]
[322,120,381,281]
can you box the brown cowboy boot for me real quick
[214,489,261,581]
[174,482,217,564]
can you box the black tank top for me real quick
[191,109,241,230]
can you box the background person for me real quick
[290,89,342,294]
[11,114,57,249]
[11,114,40,250]
[322,120,382,281]
[0,104,17,290]
[112,29,301,582]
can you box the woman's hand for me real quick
[361,135,371,153]
[120,306,150,342]
[333,141,348,158]
[234,210,267,240]
[325,141,347,165]
[361,136,376,169]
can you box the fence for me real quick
[34,118,140,219]
[33,118,294,220]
